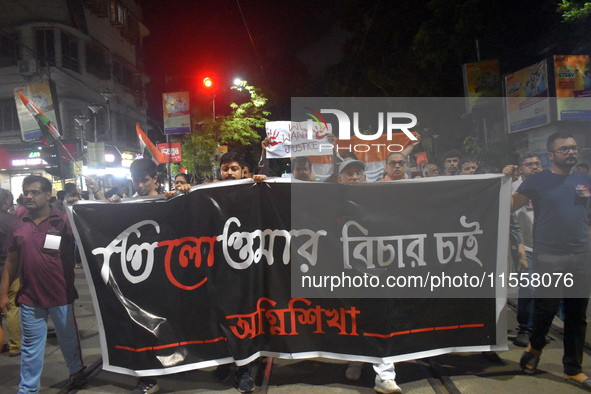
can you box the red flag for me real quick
[136,124,165,164]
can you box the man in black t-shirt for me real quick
[504,132,591,389]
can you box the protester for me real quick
[505,133,591,390]
[378,152,408,182]
[220,151,248,181]
[442,149,461,176]
[422,163,439,177]
[292,156,315,181]
[210,151,264,392]
[510,152,542,347]
[54,190,67,211]
[174,173,192,190]
[64,182,81,205]
[0,176,86,392]
[13,194,27,218]
[242,163,253,178]
[460,156,478,175]
[337,160,402,393]
[87,159,164,393]
[0,188,20,357]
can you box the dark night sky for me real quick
[140,0,346,122]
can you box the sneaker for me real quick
[374,377,402,393]
[236,371,255,393]
[69,369,87,390]
[346,362,363,381]
[213,364,232,382]
[132,378,159,394]
[513,330,530,347]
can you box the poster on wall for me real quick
[462,60,502,113]
[14,81,61,142]
[163,91,191,134]
[554,55,591,121]
[504,60,550,133]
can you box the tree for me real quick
[180,81,270,177]
[558,0,591,22]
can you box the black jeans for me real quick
[529,251,591,376]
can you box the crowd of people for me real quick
[0,131,590,393]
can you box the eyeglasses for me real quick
[520,161,542,168]
[388,160,407,168]
[22,190,43,197]
[553,145,578,154]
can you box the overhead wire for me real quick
[235,0,268,85]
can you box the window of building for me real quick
[85,40,110,79]
[112,56,123,84]
[35,29,55,66]
[61,32,79,72]
[115,115,125,141]
[0,100,20,134]
[0,31,20,67]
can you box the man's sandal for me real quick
[519,350,540,375]
[564,376,591,392]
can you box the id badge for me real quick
[575,184,591,197]
[44,229,61,250]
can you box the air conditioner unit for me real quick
[18,59,38,76]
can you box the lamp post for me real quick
[88,103,103,142]
[74,114,89,190]
[74,114,89,158]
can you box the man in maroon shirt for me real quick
[0,175,85,392]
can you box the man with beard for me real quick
[505,133,591,389]
[220,151,246,181]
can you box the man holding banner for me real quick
[337,159,402,393]
[506,133,591,390]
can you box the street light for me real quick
[88,103,103,142]
[74,114,89,158]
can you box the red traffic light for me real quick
[203,77,213,88]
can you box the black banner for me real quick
[70,176,509,376]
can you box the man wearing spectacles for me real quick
[504,133,591,389]
[337,160,366,184]
[0,175,86,392]
[378,152,408,182]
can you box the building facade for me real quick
[0,0,149,194]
